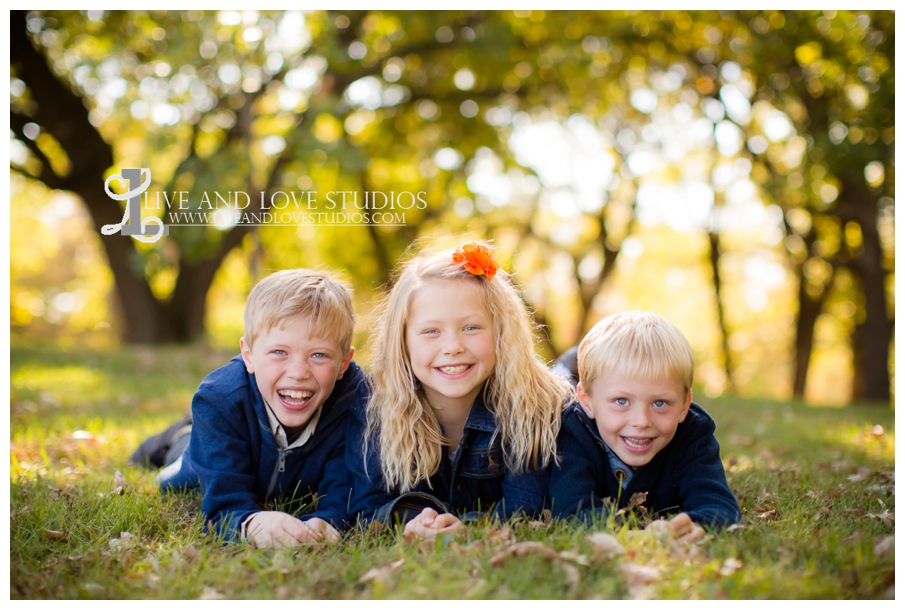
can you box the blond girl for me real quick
[347,241,574,539]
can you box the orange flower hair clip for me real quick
[453,243,499,280]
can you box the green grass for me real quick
[10,345,895,599]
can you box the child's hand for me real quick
[666,512,705,544]
[302,517,341,544]
[402,507,463,541]
[246,511,319,549]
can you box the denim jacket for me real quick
[549,402,741,528]
[346,386,549,525]
[159,356,367,541]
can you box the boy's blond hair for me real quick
[578,310,694,395]
[366,241,573,493]
[243,269,355,352]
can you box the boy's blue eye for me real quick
[312,353,328,359]
[272,349,287,356]
[614,398,628,406]
[653,400,668,408]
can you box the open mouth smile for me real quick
[435,364,473,377]
[621,436,654,451]
[277,389,314,409]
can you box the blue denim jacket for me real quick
[159,356,368,541]
[550,403,741,528]
[346,385,549,525]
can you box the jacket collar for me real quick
[463,389,497,432]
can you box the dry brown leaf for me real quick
[358,558,405,584]
[487,524,514,543]
[489,541,559,565]
[44,529,66,542]
[873,536,894,556]
[616,492,649,517]
[587,532,625,560]
[719,557,743,576]
[619,562,660,599]
[199,587,225,600]
[112,469,133,495]
[865,510,894,522]
[558,549,590,566]
[848,468,872,482]
[559,560,581,595]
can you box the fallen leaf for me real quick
[615,492,648,518]
[865,510,894,523]
[44,530,67,542]
[559,560,581,595]
[112,470,133,495]
[199,587,225,600]
[719,557,743,576]
[619,562,660,599]
[587,532,625,560]
[487,524,514,543]
[873,536,894,557]
[358,559,405,584]
[490,541,559,565]
[558,549,590,566]
[757,509,778,520]
[847,468,872,482]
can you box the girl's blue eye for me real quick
[465,325,479,331]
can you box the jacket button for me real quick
[487,463,501,474]
[614,468,627,482]
[456,482,467,494]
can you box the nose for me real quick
[287,355,312,380]
[630,406,652,429]
[442,332,465,356]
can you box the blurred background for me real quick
[9,10,894,406]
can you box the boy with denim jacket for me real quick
[157,269,367,548]
[550,311,740,536]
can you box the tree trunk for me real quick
[792,265,832,398]
[11,11,246,343]
[708,229,734,392]
[837,175,892,401]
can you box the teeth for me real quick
[439,365,469,374]
[623,437,653,448]
[279,390,313,402]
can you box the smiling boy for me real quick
[550,311,741,533]
[157,269,366,547]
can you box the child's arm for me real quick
[495,461,550,520]
[345,396,448,525]
[548,409,607,521]
[672,431,742,528]
[301,437,351,529]
[188,387,265,541]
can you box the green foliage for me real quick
[10,346,894,599]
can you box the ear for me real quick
[336,346,355,379]
[677,391,692,424]
[576,381,596,420]
[239,337,255,374]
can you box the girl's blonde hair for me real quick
[366,241,573,493]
